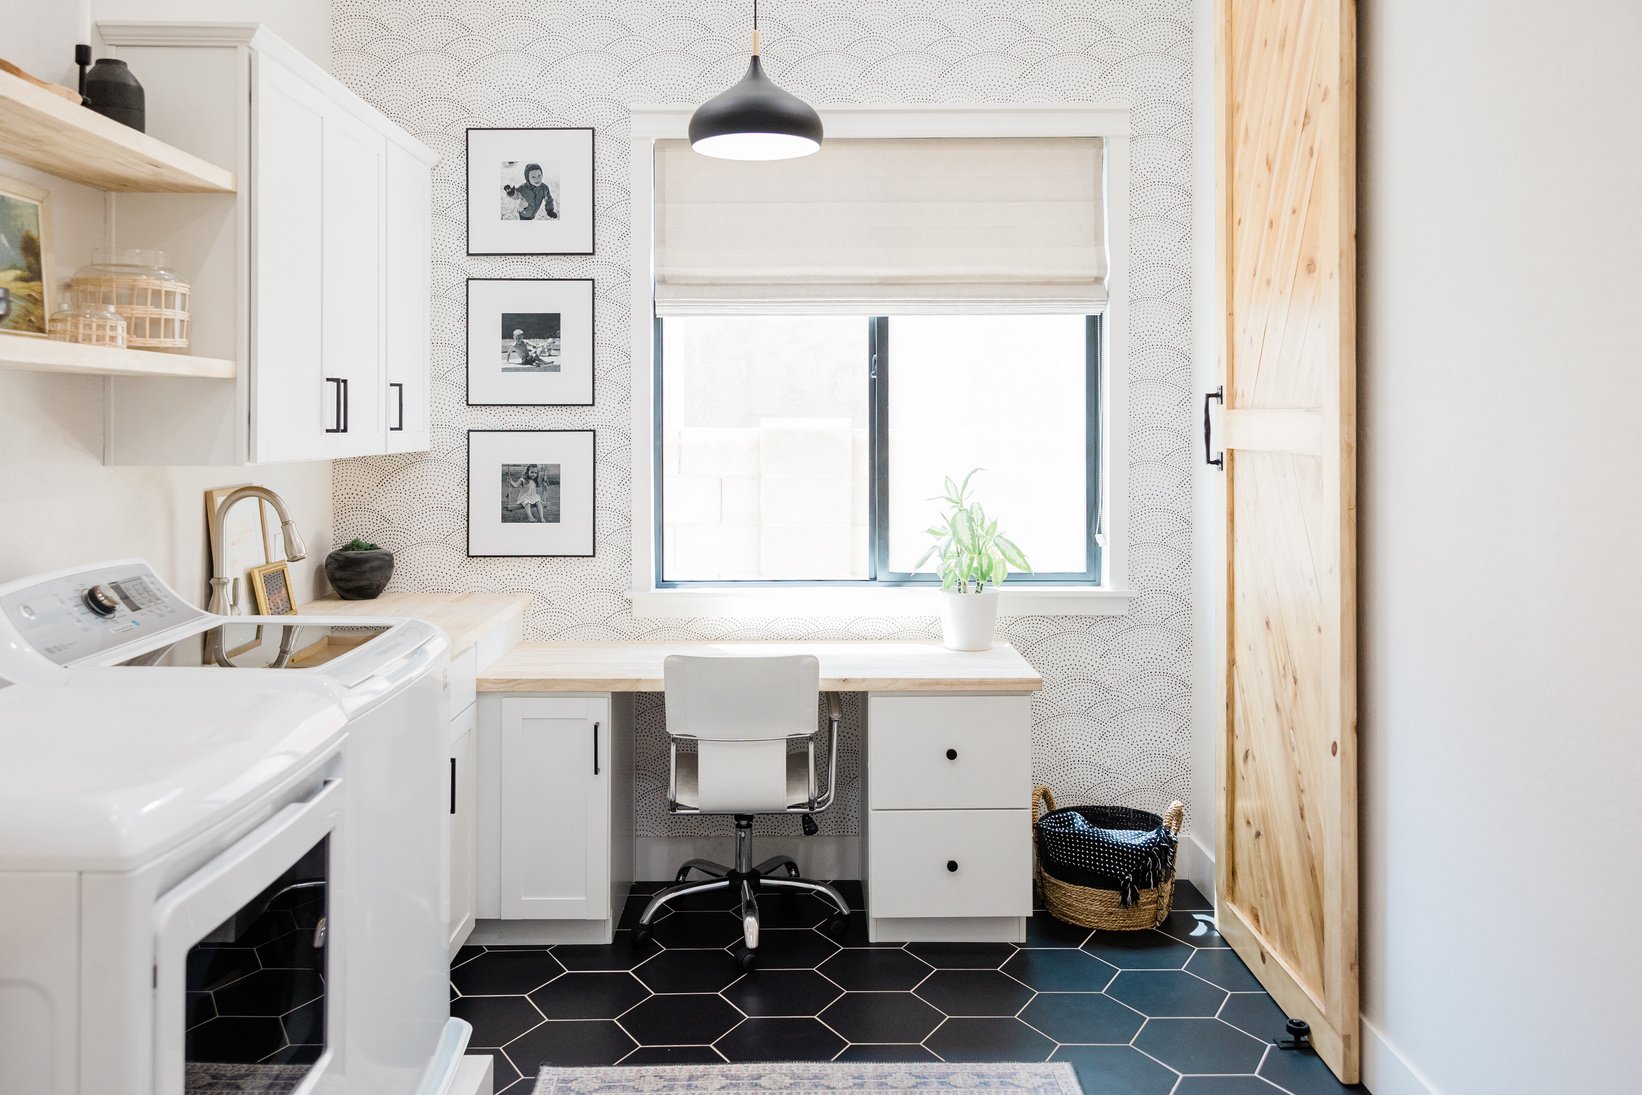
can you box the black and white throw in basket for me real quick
[1031,785,1185,930]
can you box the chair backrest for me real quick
[663,654,820,814]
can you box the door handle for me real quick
[1204,386,1224,469]
[592,721,600,776]
[325,377,350,434]
[449,756,456,815]
[389,382,405,432]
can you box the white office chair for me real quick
[634,654,850,971]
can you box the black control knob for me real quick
[945,748,958,760]
[946,860,959,873]
[83,585,119,618]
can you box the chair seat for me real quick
[674,750,813,812]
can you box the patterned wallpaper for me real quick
[330,0,1195,841]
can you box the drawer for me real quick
[867,808,1033,919]
[445,646,477,719]
[868,695,1031,810]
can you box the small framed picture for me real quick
[467,278,594,406]
[468,429,596,557]
[248,561,299,616]
[467,127,595,255]
[0,174,51,336]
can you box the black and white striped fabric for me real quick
[1036,804,1178,907]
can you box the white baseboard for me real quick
[1363,1018,1441,1095]
[1177,830,1216,896]
[635,835,860,881]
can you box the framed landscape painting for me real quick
[467,429,596,557]
[466,278,594,406]
[0,175,50,336]
[466,127,595,255]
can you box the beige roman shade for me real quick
[653,136,1107,315]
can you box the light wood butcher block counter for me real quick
[476,640,1043,694]
[302,592,529,656]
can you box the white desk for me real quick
[470,641,1044,946]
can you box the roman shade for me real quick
[653,136,1107,315]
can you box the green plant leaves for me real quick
[917,468,1032,591]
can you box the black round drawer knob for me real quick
[946,860,959,873]
[945,748,958,760]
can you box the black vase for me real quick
[85,58,145,132]
[324,549,394,601]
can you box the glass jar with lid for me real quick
[70,248,191,350]
[47,282,128,348]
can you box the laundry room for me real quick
[0,2,1637,1095]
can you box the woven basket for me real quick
[1031,785,1185,930]
[70,272,191,349]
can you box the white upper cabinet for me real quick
[101,23,435,467]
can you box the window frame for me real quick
[652,315,1102,588]
[628,105,1135,618]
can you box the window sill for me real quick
[626,585,1136,619]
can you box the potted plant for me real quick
[325,538,395,600]
[915,470,1031,651]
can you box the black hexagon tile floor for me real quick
[450,880,1365,1094]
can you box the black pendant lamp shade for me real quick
[690,4,822,160]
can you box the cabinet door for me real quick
[249,53,328,464]
[448,713,478,956]
[498,697,610,919]
[383,139,432,453]
[320,103,387,458]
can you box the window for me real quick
[658,314,1100,585]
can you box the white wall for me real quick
[0,0,334,600]
[1359,2,1642,1092]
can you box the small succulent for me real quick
[339,538,382,552]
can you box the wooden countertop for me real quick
[301,592,528,656]
[477,641,1043,694]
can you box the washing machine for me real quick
[0,559,470,1095]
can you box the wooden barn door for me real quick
[1214,0,1359,1082]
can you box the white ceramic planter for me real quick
[939,589,1000,651]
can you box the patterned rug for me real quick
[532,1061,1082,1094]
[184,1062,312,1093]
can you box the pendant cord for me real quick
[751,0,761,55]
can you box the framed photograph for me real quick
[466,278,594,406]
[0,175,51,336]
[467,429,596,557]
[248,561,299,617]
[467,127,595,255]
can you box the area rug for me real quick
[184,1062,312,1094]
[532,1061,1083,1094]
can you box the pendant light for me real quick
[689,0,823,160]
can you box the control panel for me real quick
[0,562,205,667]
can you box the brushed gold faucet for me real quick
[206,485,309,615]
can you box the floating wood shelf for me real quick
[0,333,235,379]
[0,69,235,193]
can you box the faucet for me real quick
[207,485,309,615]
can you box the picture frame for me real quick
[467,429,597,558]
[466,278,595,406]
[0,174,52,337]
[466,127,595,256]
[248,560,299,617]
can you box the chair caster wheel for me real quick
[733,944,759,973]
[633,925,653,946]
[825,913,849,940]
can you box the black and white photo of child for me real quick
[500,161,560,221]
[501,463,561,523]
[500,312,562,372]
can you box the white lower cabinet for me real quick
[496,696,611,920]
[446,708,477,958]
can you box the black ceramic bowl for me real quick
[324,548,394,600]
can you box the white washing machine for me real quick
[0,560,470,1095]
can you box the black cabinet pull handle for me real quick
[592,721,600,776]
[1204,385,1224,469]
[946,860,958,873]
[449,756,456,815]
[389,381,404,432]
[945,748,958,761]
[325,377,350,434]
